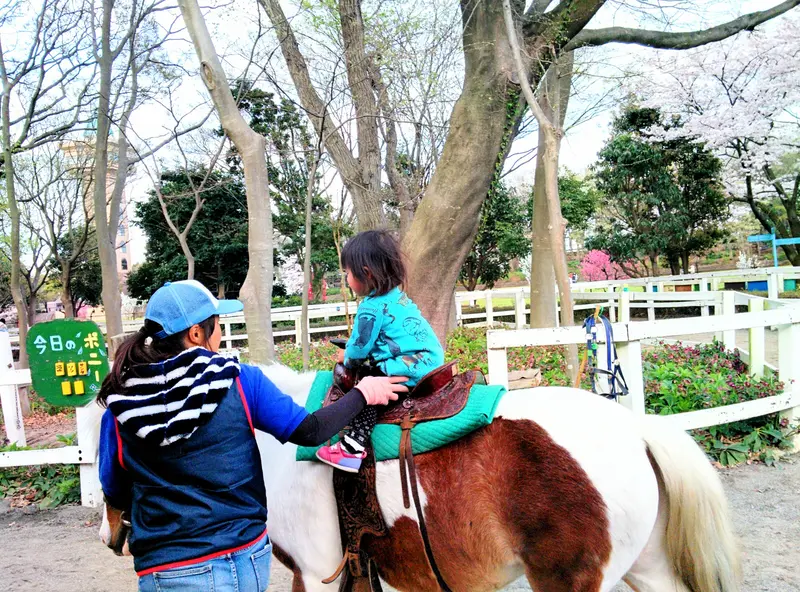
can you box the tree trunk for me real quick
[301,156,319,370]
[179,0,275,363]
[529,54,573,329]
[403,2,520,343]
[61,264,75,318]
[503,0,577,381]
[681,252,690,275]
[94,0,124,345]
[259,0,384,231]
[1,83,30,374]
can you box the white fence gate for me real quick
[486,294,800,441]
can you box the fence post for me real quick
[646,282,655,322]
[619,291,631,323]
[223,319,233,351]
[486,338,509,389]
[748,299,765,378]
[514,290,525,329]
[721,291,736,351]
[76,404,103,508]
[699,279,710,317]
[607,286,616,322]
[0,330,25,446]
[293,314,302,345]
[778,322,800,451]
[768,271,780,300]
[617,340,645,415]
[485,290,494,327]
[455,296,463,326]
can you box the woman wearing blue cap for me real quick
[97,280,408,592]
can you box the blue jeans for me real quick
[138,535,272,592]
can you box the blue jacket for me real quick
[345,287,444,386]
[99,362,307,575]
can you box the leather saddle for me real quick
[322,348,482,592]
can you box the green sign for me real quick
[26,319,109,407]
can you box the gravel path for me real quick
[1,455,798,592]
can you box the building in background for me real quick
[61,138,131,293]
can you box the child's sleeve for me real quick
[344,303,384,367]
[99,409,132,511]
[239,365,309,443]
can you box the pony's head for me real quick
[99,500,132,556]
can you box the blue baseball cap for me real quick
[145,280,243,338]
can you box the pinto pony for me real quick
[101,364,740,592]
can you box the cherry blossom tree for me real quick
[638,18,800,263]
[580,250,631,281]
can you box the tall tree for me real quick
[460,182,529,292]
[179,0,276,363]
[256,1,800,339]
[127,168,249,300]
[0,0,94,366]
[639,17,800,264]
[588,105,728,275]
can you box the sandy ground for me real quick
[1,455,798,592]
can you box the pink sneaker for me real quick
[316,441,366,473]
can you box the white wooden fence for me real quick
[486,292,800,442]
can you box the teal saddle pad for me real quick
[296,371,506,462]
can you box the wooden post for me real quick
[768,271,780,300]
[617,340,645,415]
[778,322,800,451]
[699,279,710,317]
[486,342,509,389]
[0,330,25,446]
[76,404,104,508]
[514,290,525,329]
[485,291,494,327]
[722,291,736,351]
[224,318,233,350]
[748,299,765,378]
[619,291,631,324]
[646,282,655,322]
[294,314,302,346]
[607,286,616,322]
[455,296,463,326]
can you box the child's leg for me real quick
[342,406,378,454]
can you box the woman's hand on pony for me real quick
[355,375,408,406]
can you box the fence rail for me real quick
[485,301,800,441]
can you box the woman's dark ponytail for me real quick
[97,316,218,407]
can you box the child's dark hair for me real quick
[97,315,218,407]
[341,230,406,296]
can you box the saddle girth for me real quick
[323,362,479,592]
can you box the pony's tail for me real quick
[641,416,741,592]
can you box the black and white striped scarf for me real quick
[107,347,240,447]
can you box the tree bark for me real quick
[301,153,320,370]
[259,0,384,230]
[504,0,577,381]
[93,0,124,344]
[179,0,275,363]
[529,54,573,329]
[61,264,75,318]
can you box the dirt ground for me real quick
[0,455,798,592]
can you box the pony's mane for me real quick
[256,362,316,406]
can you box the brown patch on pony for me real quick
[364,418,612,592]
[272,542,307,592]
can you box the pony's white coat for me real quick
[101,364,739,592]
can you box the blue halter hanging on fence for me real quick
[580,309,629,401]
